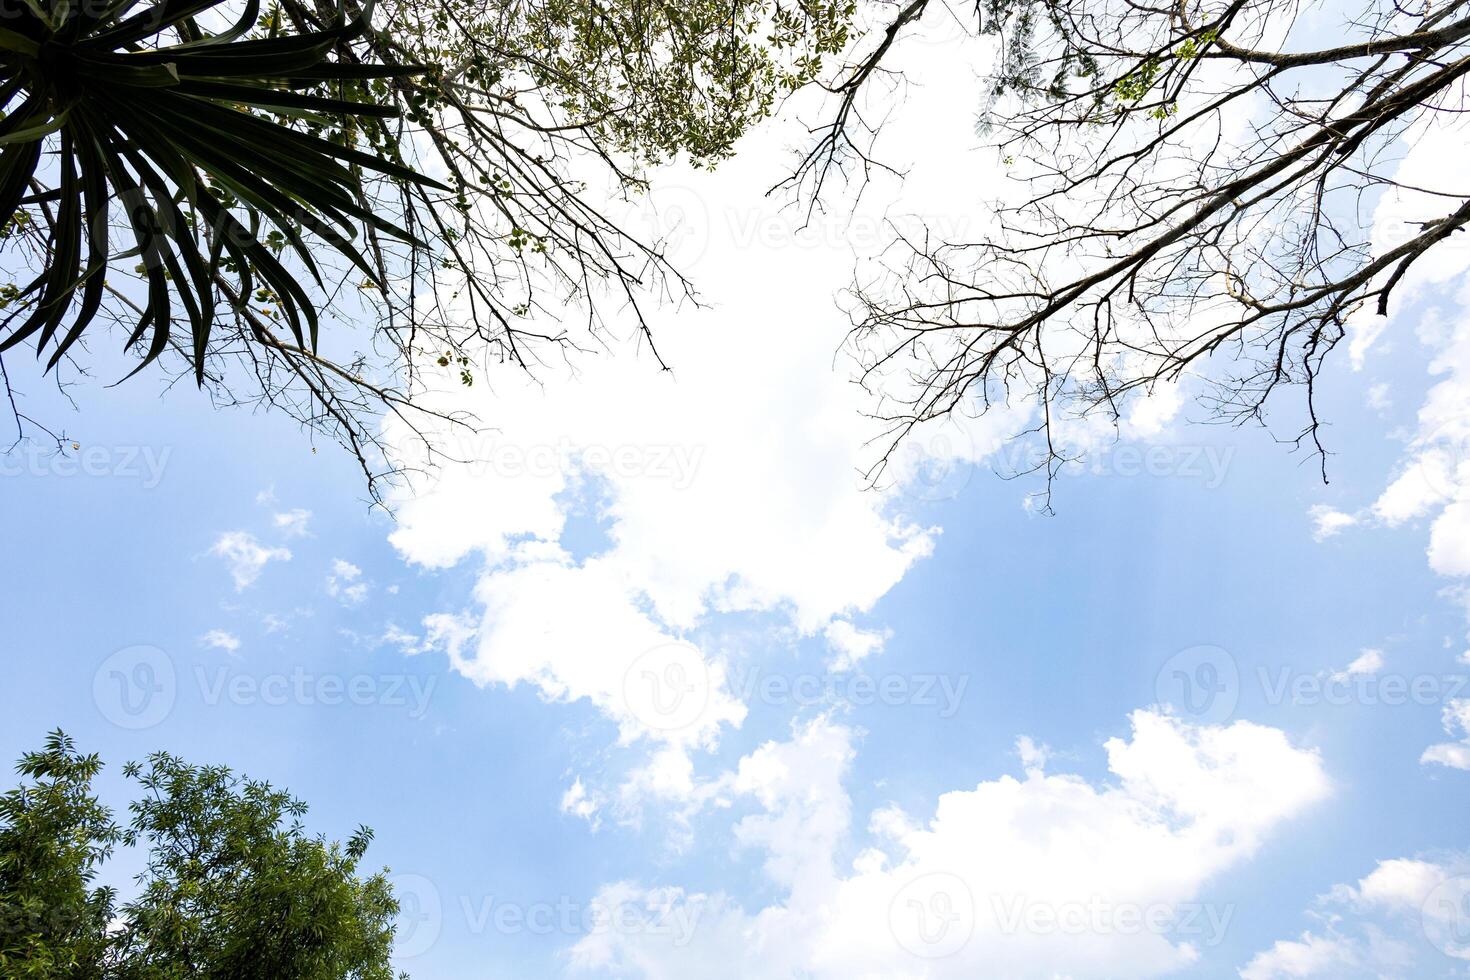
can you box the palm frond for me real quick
[0,0,445,382]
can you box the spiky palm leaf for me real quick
[0,0,444,382]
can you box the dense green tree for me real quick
[0,732,403,979]
[0,733,117,978]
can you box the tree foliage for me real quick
[0,0,443,389]
[0,731,402,979]
[0,0,857,499]
[0,733,117,977]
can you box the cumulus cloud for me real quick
[823,620,889,671]
[209,531,291,590]
[1421,699,1470,771]
[1241,855,1470,977]
[571,709,1328,979]
[433,554,746,751]
[1308,505,1360,542]
[382,202,945,796]
[1239,933,1357,979]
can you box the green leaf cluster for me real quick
[0,732,404,979]
[0,0,444,383]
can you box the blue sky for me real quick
[6,21,1470,980]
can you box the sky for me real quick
[4,12,1470,980]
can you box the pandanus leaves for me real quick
[0,0,446,381]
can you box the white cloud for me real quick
[1308,505,1359,542]
[562,778,603,828]
[209,531,291,590]
[1339,112,1470,535]
[571,709,1329,979]
[199,629,241,654]
[431,555,746,750]
[1345,858,1446,910]
[1330,649,1383,683]
[1421,699,1470,770]
[1242,856,1470,976]
[382,184,946,791]
[1239,932,1356,979]
[326,558,369,606]
[1307,110,1470,768]
[418,611,478,662]
[823,620,889,671]
[272,508,312,538]
[1015,734,1050,773]
[1123,382,1185,440]
[379,622,424,654]
[1428,500,1470,577]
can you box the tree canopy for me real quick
[6,0,1461,502]
[1,0,856,498]
[0,731,402,979]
